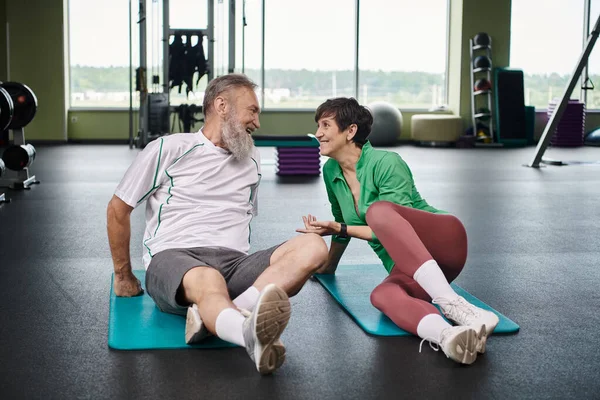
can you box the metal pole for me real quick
[443,0,450,105]
[163,0,169,95]
[354,0,360,99]
[6,22,10,80]
[208,0,215,81]
[229,0,235,73]
[582,0,591,105]
[129,0,134,148]
[470,39,476,136]
[260,0,265,105]
[526,13,600,168]
[242,0,246,74]
[138,0,148,147]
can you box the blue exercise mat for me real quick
[314,264,520,336]
[108,270,236,350]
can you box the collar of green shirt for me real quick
[330,141,373,181]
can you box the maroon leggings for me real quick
[365,201,468,335]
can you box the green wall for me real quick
[447,0,511,122]
[68,110,133,141]
[0,0,6,81]
[67,108,452,141]
[5,0,66,141]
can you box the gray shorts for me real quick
[146,244,282,315]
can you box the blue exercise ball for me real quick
[368,101,403,146]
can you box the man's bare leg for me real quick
[253,233,328,296]
[185,233,327,358]
[181,266,236,334]
[181,265,290,375]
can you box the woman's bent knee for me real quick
[365,201,394,224]
[370,283,391,309]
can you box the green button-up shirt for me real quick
[323,141,446,273]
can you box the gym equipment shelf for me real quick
[469,33,496,145]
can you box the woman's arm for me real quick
[297,217,374,242]
[316,241,349,274]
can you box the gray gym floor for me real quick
[1,142,599,399]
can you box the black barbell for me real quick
[2,144,36,171]
[0,81,38,130]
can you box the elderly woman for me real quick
[297,97,498,365]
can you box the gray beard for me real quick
[222,113,255,160]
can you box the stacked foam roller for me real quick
[547,99,586,147]
[276,147,321,176]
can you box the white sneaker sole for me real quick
[252,286,291,374]
[476,324,487,354]
[445,328,478,365]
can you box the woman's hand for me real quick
[296,214,341,237]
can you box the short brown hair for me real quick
[203,74,258,117]
[315,97,373,147]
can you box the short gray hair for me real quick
[203,74,258,117]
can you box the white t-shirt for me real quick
[114,130,261,269]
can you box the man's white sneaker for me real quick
[185,304,212,344]
[242,284,291,375]
[433,296,500,338]
[421,325,479,365]
[239,308,285,352]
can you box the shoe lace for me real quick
[419,337,440,353]
[433,297,478,323]
[239,308,251,318]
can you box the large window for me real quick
[169,0,210,106]
[262,0,356,109]
[510,0,585,109]
[69,0,210,108]
[358,0,448,108]
[68,0,133,107]
[259,0,449,109]
[69,0,449,109]
[235,0,263,104]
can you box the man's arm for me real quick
[107,195,143,297]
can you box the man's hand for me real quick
[114,271,144,297]
[296,214,341,236]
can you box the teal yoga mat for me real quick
[108,270,236,350]
[314,264,520,336]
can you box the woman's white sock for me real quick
[413,259,459,301]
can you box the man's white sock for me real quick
[233,286,260,312]
[413,259,460,301]
[417,313,453,344]
[215,308,246,347]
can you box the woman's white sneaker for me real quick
[433,296,500,337]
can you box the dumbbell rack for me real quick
[0,159,6,201]
[0,128,38,190]
[469,37,496,144]
[0,159,4,202]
